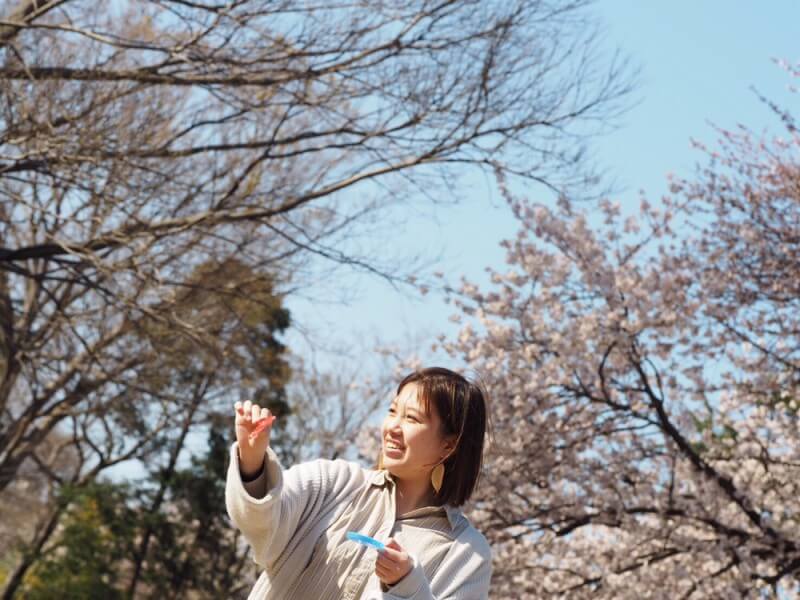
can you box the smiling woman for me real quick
[379,369,489,511]
[226,367,492,600]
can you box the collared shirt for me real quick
[225,444,492,600]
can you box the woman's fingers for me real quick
[235,401,275,446]
[376,550,406,570]
[374,538,412,586]
[375,556,396,573]
[379,539,406,562]
[234,401,271,428]
[385,538,402,551]
[377,547,401,565]
[375,555,406,585]
[248,412,274,441]
[375,562,392,581]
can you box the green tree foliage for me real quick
[20,482,133,599]
[18,425,253,599]
[1,258,290,598]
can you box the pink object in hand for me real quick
[249,414,276,441]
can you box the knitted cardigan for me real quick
[225,443,492,599]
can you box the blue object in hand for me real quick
[346,531,385,551]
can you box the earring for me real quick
[431,463,445,494]
[377,452,384,470]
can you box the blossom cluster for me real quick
[448,78,800,598]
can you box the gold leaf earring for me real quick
[377,452,384,470]
[431,463,445,494]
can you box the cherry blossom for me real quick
[448,71,800,598]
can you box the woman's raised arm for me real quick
[225,401,366,571]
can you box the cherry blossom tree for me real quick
[448,69,800,598]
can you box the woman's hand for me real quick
[234,400,275,478]
[375,538,413,587]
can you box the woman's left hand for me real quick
[375,538,413,586]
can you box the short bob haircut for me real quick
[385,367,490,507]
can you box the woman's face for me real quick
[380,382,453,480]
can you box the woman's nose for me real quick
[385,414,402,431]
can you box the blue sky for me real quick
[285,1,800,372]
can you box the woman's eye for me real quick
[407,416,419,422]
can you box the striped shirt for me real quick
[225,444,492,599]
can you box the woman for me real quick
[226,367,492,599]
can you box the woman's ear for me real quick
[441,435,457,459]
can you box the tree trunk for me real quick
[0,503,64,600]
[125,376,211,599]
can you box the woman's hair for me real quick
[392,366,490,507]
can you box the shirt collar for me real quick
[369,469,464,531]
[369,468,393,487]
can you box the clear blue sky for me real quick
[285,1,800,372]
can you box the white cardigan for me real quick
[225,443,492,599]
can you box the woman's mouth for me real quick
[384,440,405,456]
